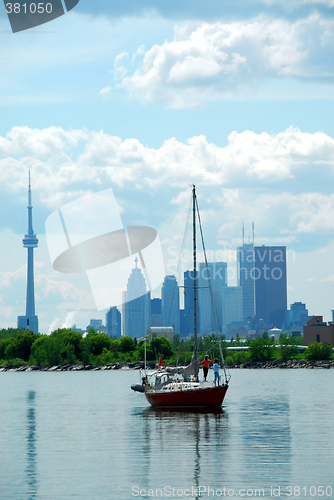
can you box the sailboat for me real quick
[136,185,230,408]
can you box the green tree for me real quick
[4,331,40,362]
[50,328,84,361]
[30,335,62,366]
[66,344,76,364]
[118,336,135,353]
[233,350,250,365]
[304,342,333,360]
[0,328,25,341]
[277,333,298,361]
[2,358,27,368]
[150,336,173,358]
[110,339,120,353]
[81,337,92,365]
[225,355,235,366]
[136,337,173,361]
[86,327,98,336]
[0,338,13,361]
[249,338,274,362]
[87,334,111,356]
[289,335,303,346]
[94,347,115,365]
[30,329,83,366]
[138,342,155,361]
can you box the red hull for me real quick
[145,384,228,408]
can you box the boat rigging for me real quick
[132,185,230,407]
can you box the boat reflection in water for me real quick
[134,406,229,500]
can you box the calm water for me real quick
[0,369,333,500]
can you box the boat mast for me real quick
[192,185,199,380]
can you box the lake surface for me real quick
[0,369,333,500]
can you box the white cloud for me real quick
[114,51,129,80]
[321,274,334,282]
[215,190,334,240]
[1,125,334,257]
[99,86,112,100]
[114,15,334,107]
[1,125,334,203]
[290,193,334,233]
[0,266,26,290]
[0,125,88,157]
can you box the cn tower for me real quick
[17,171,39,333]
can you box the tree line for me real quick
[0,327,175,368]
[0,328,332,368]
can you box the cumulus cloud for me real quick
[1,125,334,199]
[113,15,334,107]
[1,125,334,254]
[0,126,88,157]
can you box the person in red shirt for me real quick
[200,354,212,382]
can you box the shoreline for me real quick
[1,359,334,372]
[232,359,334,369]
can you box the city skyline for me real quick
[1,1,334,332]
[2,207,328,335]
[85,246,293,339]
[10,188,300,337]
[85,251,301,338]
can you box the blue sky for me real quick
[1,0,334,332]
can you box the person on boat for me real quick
[213,358,220,387]
[200,355,211,382]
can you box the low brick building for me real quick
[303,316,334,347]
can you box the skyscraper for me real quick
[161,275,180,333]
[151,298,162,326]
[237,243,255,320]
[287,302,308,329]
[106,307,121,337]
[198,262,227,335]
[222,286,243,326]
[254,246,287,328]
[124,258,150,338]
[17,172,39,333]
